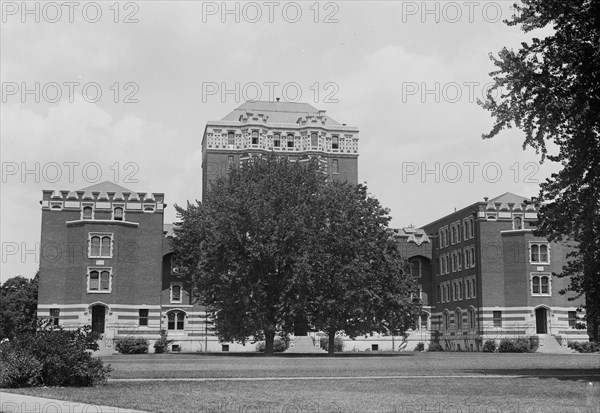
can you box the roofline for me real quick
[419,201,485,231]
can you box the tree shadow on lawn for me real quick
[463,368,600,382]
[174,351,417,358]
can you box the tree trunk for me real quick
[328,329,336,356]
[264,330,275,355]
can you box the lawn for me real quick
[4,353,599,413]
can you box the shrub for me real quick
[256,338,288,353]
[0,322,111,388]
[427,342,444,352]
[115,336,149,354]
[153,330,174,354]
[414,342,425,352]
[319,336,344,353]
[498,338,529,353]
[0,344,42,388]
[482,340,497,353]
[568,341,600,353]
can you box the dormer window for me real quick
[513,216,523,230]
[273,133,281,147]
[113,207,124,221]
[287,134,294,148]
[82,206,93,220]
[332,136,339,150]
[227,131,235,146]
[251,131,259,145]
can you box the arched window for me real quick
[88,269,111,292]
[444,310,450,331]
[89,234,112,258]
[530,243,549,263]
[531,274,551,296]
[513,216,523,230]
[455,308,462,330]
[167,311,185,330]
[469,307,476,330]
[113,207,124,221]
[251,130,259,145]
[82,206,93,220]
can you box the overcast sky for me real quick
[1,1,559,282]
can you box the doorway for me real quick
[91,305,106,334]
[535,307,548,334]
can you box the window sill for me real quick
[87,291,111,294]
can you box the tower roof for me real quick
[220,100,342,126]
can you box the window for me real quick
[469,307,476,330]
[420,312,429,330]
[458,280,463,300]
[144,205,155,212]
[463,220,469,240]
[457,251,462,270]
[411,260,421,278]
[453,282,458,301]
[437,285,441,303]
[530,243,549,263]
[465,249,470,269]
[287,134,294,148]
[332,136,339,149]
[311,132,318,148]
[89,233,113,258]
[457,223,462,242]
[167,310,185,330]
[451,252,456,272]
[50,309,60,326]
[171,283,182,303]
[113,207,124,221]
[493,311,502,327]
[228,155,234,170]
[251,130,259,145]
[139,309,149,326]
[470,217,474,238]
[451,226,456,244]
[471,278,476,298]
[82,206,93,220]
[88,268,111,293]
[273,133,280,147]
[465,279,471,299]
[227,131,235,146]
[444,310,450,331]
[332,159,339,174]
[470,246,476,267]
[513,216,523,230]
[455,309,462,330]
[568,311,577,328]
[531,274,551,296]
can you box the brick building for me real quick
[37,102,587,352]
[407,192,587,351]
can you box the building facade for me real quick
[414,192,587,351]
[37,102,588,352]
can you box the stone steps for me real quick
[284,336,327,354]
[535,334,574,354]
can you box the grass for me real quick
[4,353,599,413]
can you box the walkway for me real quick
[0,392,149,413]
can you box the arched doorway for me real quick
[90,304,107,334]
[535,307,549,334]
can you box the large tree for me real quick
[0,273,39,340]
[298,181,421,355]
[479,0,600,340]
[173,156,327,354]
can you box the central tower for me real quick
[201,100,359,200]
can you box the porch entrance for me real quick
[535,307,548,334]
[91,305,106,334]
